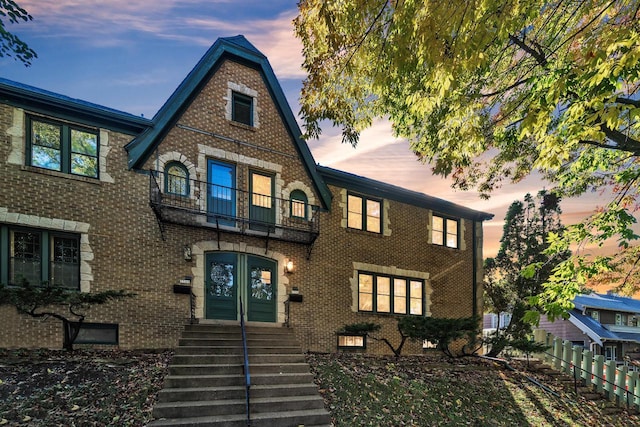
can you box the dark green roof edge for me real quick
[318,166,494,221]
[124,35,332,210]
[0,78,152,135]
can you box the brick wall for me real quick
[0,57,485,355]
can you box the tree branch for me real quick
[508,34,548,67]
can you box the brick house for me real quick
[0,36,492,354]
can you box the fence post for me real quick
[634,371,640,409]
[615,365,628,406]
[593,355,604,393]
[553,337,563,370]
[562,340,572,375]
[581,350,593,385]
[604,360,616,401]
[572,346,582,385]
[627,371,638,410]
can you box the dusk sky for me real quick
[0,1,612,257]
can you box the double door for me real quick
[205,252,277,322]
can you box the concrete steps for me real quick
[149,324,332,427]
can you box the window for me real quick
[591,310,599,321]
[432,215,458,248]
[2,226,80,289]
[348,194,381,233]
[615,313,626,326]
[423,340,437,349]
[605,345,617,361]
[337,334,366,349]
[290,190,308,219]
[27,116,98,178]
[165,162,189,196]
[358,272,423,315]
[74,323,119,345]
[232,91,253,126]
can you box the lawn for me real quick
[1,348,639,426]
[306,352,640,427]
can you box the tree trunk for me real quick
[62,320,82,351]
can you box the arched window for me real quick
[165,162,189,196]
[290,190,308,219]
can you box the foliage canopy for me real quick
[296,1,640,316]
[484,191,568,356]
[0,0,36,66]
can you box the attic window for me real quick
[232,91,253,126]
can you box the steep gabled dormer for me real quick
[126,36,331,245]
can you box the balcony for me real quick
[149,170,320,247]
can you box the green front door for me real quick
[205,252,238,320]
[247,255,276,322]
[205,252,277,322]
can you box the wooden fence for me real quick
[533,330,640,410]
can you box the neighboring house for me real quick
[0,35,493,354]
[538,292,640,362]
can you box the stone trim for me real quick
[156,151,197,200]
[196,145,283,225]
[281,181,316,219]
[224,81,260,128]
[349,261,432,317]
[6,107,114,183]
[0,207,93,292]
[427,211,466,251]
[338,189,391,236]
[190,241,289,323]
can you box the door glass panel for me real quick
[209,262,234,298]
[249,171,274,229]
[252,173,272,208]
[208,160,236,226]
[250,267,273,300]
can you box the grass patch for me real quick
[307,353,639,426]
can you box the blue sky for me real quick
[0,1,608,257]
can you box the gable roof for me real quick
[0,78,151,135]
[124,35,332,210]
[317,166,494,222]
[568,309,640,346]
[574,292,640,314]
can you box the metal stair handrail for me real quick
[240,297,251,426]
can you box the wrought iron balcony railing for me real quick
[149,170,320,245]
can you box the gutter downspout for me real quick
[472,220,478,318]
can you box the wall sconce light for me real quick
[183,245,192,261]
[284,259,295,274]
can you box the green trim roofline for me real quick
[124,35,332,210]
[0,78,152,135]
[318,166,493,222]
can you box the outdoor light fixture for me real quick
[284,259,295,274]
[183,245,192,261]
